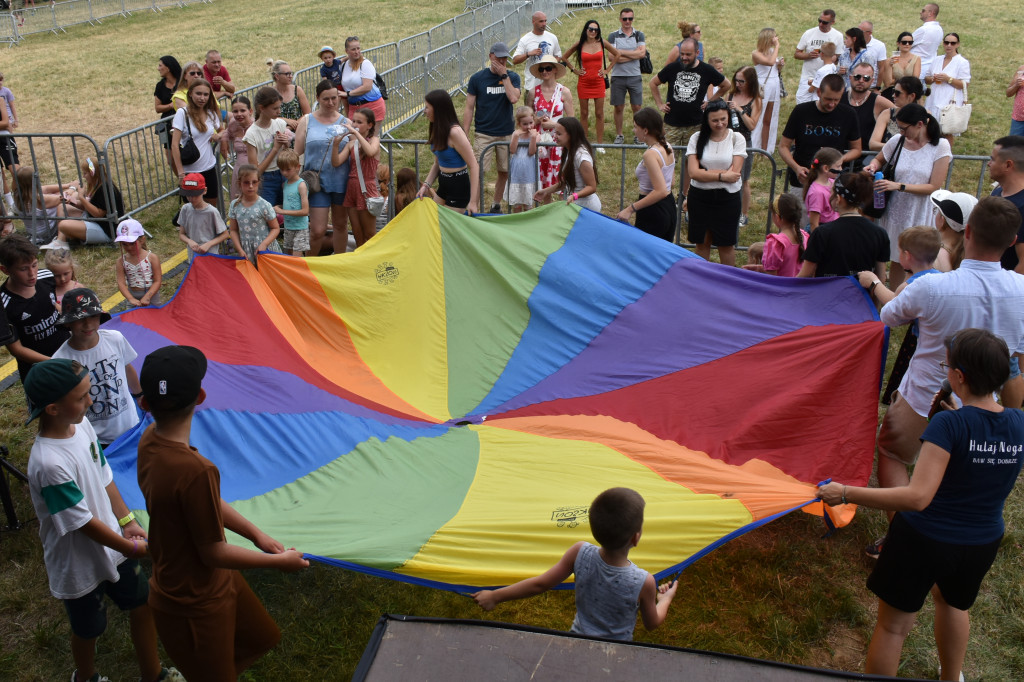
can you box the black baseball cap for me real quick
[140,345,207,411]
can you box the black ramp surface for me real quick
[353,615,924,682]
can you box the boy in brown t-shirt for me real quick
[137,345,308,681]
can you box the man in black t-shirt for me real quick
[779,74,862,205]
[990,136,1024,272]
[0,234,69,384]
[649,38,729,148]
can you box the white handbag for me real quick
[353,144,387,218]
[939,82,971,136]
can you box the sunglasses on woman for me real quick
[537,65,555,72]
[899,40,914,45]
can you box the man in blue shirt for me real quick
[463,42,522,214]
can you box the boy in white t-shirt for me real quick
[24,358,179,682]
[52,287,141,447]
[808,43,839,101]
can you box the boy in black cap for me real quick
[24,358,177,682]
[137,345,308,680]
[52,287,142,447]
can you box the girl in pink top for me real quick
[761,193,808,277]
[802,147,842,230]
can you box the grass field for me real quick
[2,0,1024,680]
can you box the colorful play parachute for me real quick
[106,200,885,591]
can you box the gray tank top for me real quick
[570,542,649,641]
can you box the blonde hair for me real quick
[708,56,724,68]
[267,59,290,79]
[276,148,300,171]
[43,247,76,277]
[376,164,391,197]
[514,105,535,126]
[756,28,776,55]
[819,42,837,59]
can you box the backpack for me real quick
[375,73,389,100]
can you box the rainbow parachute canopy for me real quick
[106,201,884,591]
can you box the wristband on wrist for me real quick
[841,485,848,505]
[718,172,723,182]
[118,511,136,528]
[131,538,138,556]
[572,192,579,201]
[869,280,880,294]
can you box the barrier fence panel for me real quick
[5,133,113,244]
[454,11,476,41]
[363,42,399,76]
[103,119,182,218]
[49,0,95,29]
[429,17,456,49]
[397,31,431,66]
[123,0,158,15]
[458,34,487,83]
[382,57,429,133]
[9,5,60,36]
[426,41,464,96]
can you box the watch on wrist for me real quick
[899,183,906,192]
[498,74,507,81]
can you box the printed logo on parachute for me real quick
[551,505,589,528]
[375,261,399,285]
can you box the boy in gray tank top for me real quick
[472,488,677,641]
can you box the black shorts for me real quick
[63,559,149,639]
[437,168,470,210]
[0,136,19,168]
[687,185,740,247]
[867,513,1002,613]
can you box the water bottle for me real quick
[873,171,886,210]
[730,108,740,130]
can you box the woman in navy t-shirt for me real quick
[818,328,1024,681]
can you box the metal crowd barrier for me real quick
[2,0,214,43]
[3,133,117,244]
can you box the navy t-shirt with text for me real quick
[902,405,1024,544]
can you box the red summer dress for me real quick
[576,48,606,99]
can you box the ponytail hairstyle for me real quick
[556,117,597,193]
[756,28,776,55]
[803,147,842,200]
[771,193,804,261]
[896,75,924,103]
[633,107,672,159]
[895,103,941,145]
[832,172,872,210]
[253,86,282,120]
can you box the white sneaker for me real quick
[614,134,624,144]
[596,147,606,154]
[937,667,965,682]
[40,239,70,250]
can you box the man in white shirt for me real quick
[794,9,845,103]
[872,197,1024,531]
[512,11,561,107]
[911,3,943,79]
[859,21,889,90]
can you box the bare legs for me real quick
[348,207,376,248]
[864,592,968,681]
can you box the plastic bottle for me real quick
[873,171,886,210]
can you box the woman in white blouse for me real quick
[925,33,970,147]
[685,101,746,266]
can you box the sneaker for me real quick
[71,671,111,682]
[595,147,605,154]
[937,667,964,682]
[633,135,641,145]
[864,536,885,560]
[40,239,70,250]
[489,202,502,214]
[738,215,749,227]
[614,134,624,144]
[159,667,186,681]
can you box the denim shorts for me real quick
[63,559,149,639]
[259,169,284,207]
[308,190,347,208]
